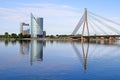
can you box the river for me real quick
[0,40,120,80]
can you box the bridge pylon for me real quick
[81,8,90,42]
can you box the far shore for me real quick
[0,37,75,41]
[22,38,73,41]
[0,37,119,42]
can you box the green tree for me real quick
[0,35,4,38]
[11,33,17,38]
[4,32,9,38]
[18,33,23,38]
[49,35,54,38]
[4,40,9,46]
[23,34,31,38]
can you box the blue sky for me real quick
[0,0,120,35]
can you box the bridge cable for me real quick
[88,22,97,35]
[88,20,98,35]
[72,14,84,35]
[88,17,108,35]
[89,14,120,34]
[88,11,120,26]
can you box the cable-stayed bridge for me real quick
[71,8,120,41]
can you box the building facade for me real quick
[31,13,43,38]
[23,29,30,35]
[20,22,29,34]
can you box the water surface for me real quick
[0,40,120,80]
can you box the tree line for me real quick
[0,32,31,39]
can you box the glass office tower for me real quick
[31,13,43,38]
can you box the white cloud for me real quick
[0,3,82,34]
[0,3,81,19]
[21,3,78,10]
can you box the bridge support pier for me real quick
[81,36,90,42]
[109,37,114,40]
[100,37,104,40]
[109,37,115,44]
[81,36,86,42]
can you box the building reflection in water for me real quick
[20,41,30,55]
[30,40,44,65]
[19,40,45,65]
[72,42,89,73]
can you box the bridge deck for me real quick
[70,35,120,39]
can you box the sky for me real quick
[0,0,120,35]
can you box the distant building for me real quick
[43,31,46,38]
[31,13,43,38]
[20,22,29,34]
[23,29,30,35]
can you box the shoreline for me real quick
[0,38,74,41]
[0,37,120,41]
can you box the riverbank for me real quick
[0,37,74,41]
[0,37,120,42]
[21,37,75,41]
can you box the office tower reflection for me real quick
[30,40,44,65]
[20,41,30,55]
[43,40,46,47]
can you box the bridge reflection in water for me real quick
[71,40,120,73]
[71,42,89,73]
[19,40,120,72]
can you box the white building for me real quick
[31,13,43,38]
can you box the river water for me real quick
[0,40,120,80]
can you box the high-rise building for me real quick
[31,13,43,38]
